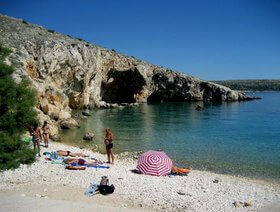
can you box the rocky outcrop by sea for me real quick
[0,14,255,138]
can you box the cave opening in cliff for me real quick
[101,68,146,103]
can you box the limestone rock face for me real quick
[0,15,253,137]
[59,118,79,129]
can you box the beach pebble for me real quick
[244,201,252,207]
[177,191,186,195]
[121,204,127,208]
[20,193,25,197]
[233,201,252,208]
[43,188,48,192]
[213,178,221,183]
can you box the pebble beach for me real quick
[0,142,280,212]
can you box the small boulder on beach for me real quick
[233,201,252,208]
[213,178,221,183]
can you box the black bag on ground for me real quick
[98,176,115,195]
[98,184,115,195]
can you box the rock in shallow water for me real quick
[82,111,91,116]
[59,118,79,129]
[83,132,94,141]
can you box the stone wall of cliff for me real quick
[0,14,252,138]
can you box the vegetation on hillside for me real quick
[0,44,38,170]
[212,80,280,91]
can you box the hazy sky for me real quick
[0,0,279,80]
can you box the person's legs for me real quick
[43,134,47,147]
[45,133,49,147]
[106,148,110,163]
[109,149,114,164]
[36,140,41,157]
[33,141,36,150]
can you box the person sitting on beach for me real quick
[57,150,89,157]
[63,158,99,166]
[104,128,115,164]
[30,124,42,157]
[42,121,50,148]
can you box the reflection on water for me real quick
[61,92,280,181]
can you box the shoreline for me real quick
[61,138,280,184]
[1,141,280,211]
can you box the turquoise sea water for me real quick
[60,92,280,181]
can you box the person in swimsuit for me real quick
[104,128,115,164]
[42,121,50,148]
[57,150,89,157]
[30,124,42,157]
[63,158,98,165]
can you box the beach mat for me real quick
[70,162,110,169]
[85,164,110,169]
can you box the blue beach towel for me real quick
[50,151,62,160]
[71,162,110,169]
[86,164,110,169]
[84,183,98,196]
[51,160,64,165]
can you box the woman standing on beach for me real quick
[104,128,115,164]
[42,121,49,148]
[30,124,42,157]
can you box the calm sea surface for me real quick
[60,92,280,181]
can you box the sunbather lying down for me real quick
[63,158,98,165]
[171,166,191,175]
[57,150,89,157]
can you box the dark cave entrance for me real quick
[101,68,146,103]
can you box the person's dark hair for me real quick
[29,126,34,133]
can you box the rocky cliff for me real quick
[0,14,254,138]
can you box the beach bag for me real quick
[98,176,115,195]
[98,184,115,195]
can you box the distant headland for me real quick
[212,80,280,92]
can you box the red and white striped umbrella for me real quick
[137,150,173,176]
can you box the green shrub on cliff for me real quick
[0,44,38,171]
